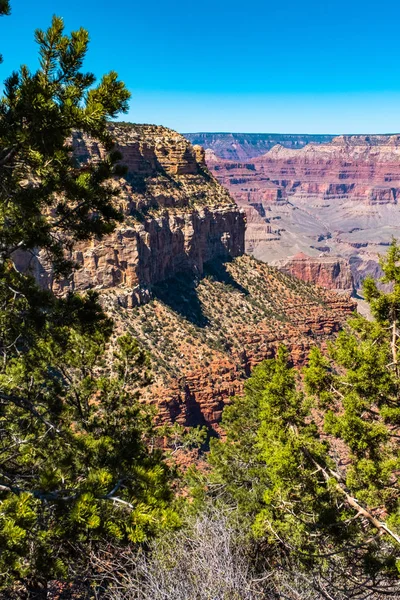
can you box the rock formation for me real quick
[274,252,355,292]
[21,124,355,431]
[17,124,245,306]
[107,255,355,432]
[205,135,400,290]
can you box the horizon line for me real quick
[181,131,400,136]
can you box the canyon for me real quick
[184,132,334,161]
[200,134,400,291]
[20,124,354,431]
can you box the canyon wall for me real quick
[18,124,245,306]
[274,252,354,292]
[20,125,354,431]
[184,132,335,161]
[205,135,400,290]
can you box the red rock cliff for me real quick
[205,135,400,290]
[17,125,355,432]
[16,125,245,306]
[274,252,355,292]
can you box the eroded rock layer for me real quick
[184,132,335,161]
[274,253,355,292]
[20,124,355,430]
[205,135,400,290]
[18,124,245,306]
[105,255,355,431]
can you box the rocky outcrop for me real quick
[41,205,244,308]
[204,135,400,290]
[19,124,355,432]
[107,255,355,432]
[19,125,245,305]
[274,252,355,292]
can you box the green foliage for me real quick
[304,243,400,529]
[206,358,273,520]
[0,0,9,16]
[206,244,400,587]
[0,0,10,63]
[208,349,349,553]
[363,240,400,324]
[0,15,130,276]
[160,422,208,457]
[0,12,177,595]
[0,317,178,589]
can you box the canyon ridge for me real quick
[19,124,354,432]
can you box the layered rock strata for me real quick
[205,135,400,290]
[184,132,335,161]
[19,124,355,431]
[19,125,245,305]
[274,252,355,293]
[106,255,354,431]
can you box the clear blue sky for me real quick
[1,0,400,133]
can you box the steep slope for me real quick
[205,135,400,289]
[105,255,354,431]
[20,124,354,431]
[184,132,335,161]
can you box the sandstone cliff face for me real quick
[20,124,354,432]
[48,206,244,307]
[274,252,355,292]
[21,125,245,305]
[205,135,400,290]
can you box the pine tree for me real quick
[208,350,353,554]
[0,13,130,272]
[0,11,177,598]
[207,243,400,596]
[0,1,9,16]
[0,327,178,596]
[303,242,400,541]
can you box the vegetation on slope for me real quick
[199,241,400,598]
[106,255,345,381]
[94,245,400,600]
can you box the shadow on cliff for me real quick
[152,271,210,328]
[204,257,249,296]
[152,258,248,328]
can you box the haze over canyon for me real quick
[185,132,400,292]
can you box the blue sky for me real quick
[1,0,400,133]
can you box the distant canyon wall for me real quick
[184,132,335,161]
[204,134,400,290]
[274,253,354,292]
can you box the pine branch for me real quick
[0,392,63,435]
[304,448,400,546]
